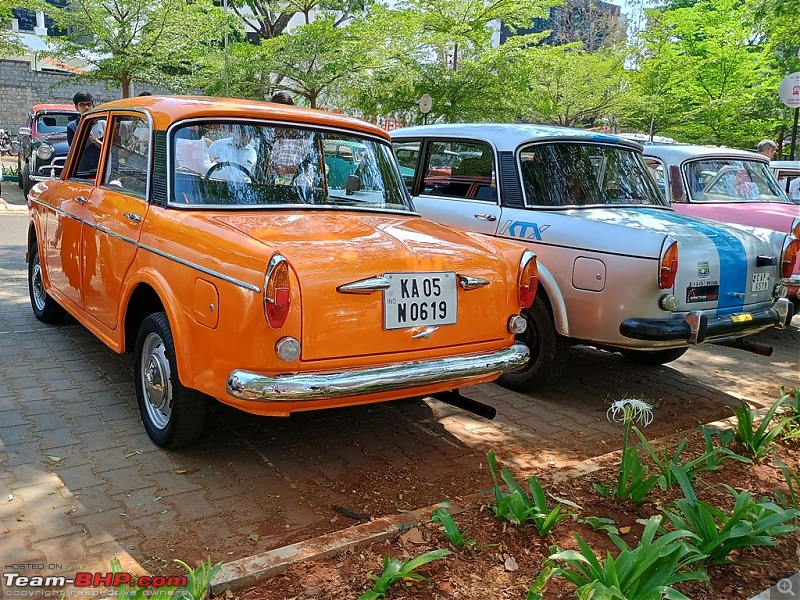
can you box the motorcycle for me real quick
[0,129,20,157]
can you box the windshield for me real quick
[683,159,790,203]
[519,143,666,207]
[170,121,413,212]
[35,112,77,135]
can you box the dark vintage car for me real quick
[18,103,79,196]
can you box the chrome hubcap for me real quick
[141,333,172,430]
[32,262,47,311]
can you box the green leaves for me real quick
[430,508,477,550]
[487,451,571,536]
[529,515,707,600]
[730,397,787,461]
[358,549,450,600]
[661,465,799,564]
[108,557,221,600]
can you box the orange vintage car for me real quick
[26,96,536,447]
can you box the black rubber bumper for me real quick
[620,301,793,344]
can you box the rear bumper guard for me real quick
[226,343,530,402]
[619,298,793,344]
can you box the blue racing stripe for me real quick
[637,209,747,313]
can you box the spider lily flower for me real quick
[607,398,654,428]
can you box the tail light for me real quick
[791,217,800,239]
[518,250,538,308]
[659,239,678,289]
[264,254,291,329]
[782,236,800,279]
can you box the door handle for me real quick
[474,213,497,222]
[76,196,89,204]
[124,212,143,223]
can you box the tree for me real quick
[0,0,50,55]
[46,0,232,97]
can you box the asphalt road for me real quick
[0,206,798,588]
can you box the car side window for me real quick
[420,140,496,201]
[72,116,107,182]
[392,140,421,191]
[104,115,150,197]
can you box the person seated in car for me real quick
[207,126,257,182]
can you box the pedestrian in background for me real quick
[66,91,94,146]
[270,91,294,105]
[757,139,777,160]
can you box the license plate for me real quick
[751,272,769,292]
[383,272,457,330]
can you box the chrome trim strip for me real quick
[31,200,263,294]
[337,276,391,294]
[226,343,529,402]
[138,242,261,293]
[457,275,489,291]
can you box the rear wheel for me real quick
[497,295,570,392]
[135,312,208,448]
[17,157,23,188]
[28,243,67,323]
[22,163,32,196]
[620,347,688,365]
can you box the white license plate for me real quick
[383,272,457,330]
[751,272,769,292]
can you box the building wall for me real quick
[0,59,120,131]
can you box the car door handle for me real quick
[474,213,497,222]
[124,212,143,223]
[76,196,89,204]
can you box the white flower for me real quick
[607,398,653,427]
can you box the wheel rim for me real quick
[140,332,172,430]
[31,261,47,312]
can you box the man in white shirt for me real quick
[208,127,257,182]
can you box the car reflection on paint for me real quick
[390,124,797,391]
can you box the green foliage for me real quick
[575,515,619,535]
[527,515,707,600]
[109,557,221,600]
[358,549,450,600]
[634,426,750,491]
[430,508,477,550]
[487,451,570,536]
[730,398,787,461]
[662,465,799,564]
[1,164,19,177]
[779,386,800,440]
[774,459,799,511]
[46,0,233,97]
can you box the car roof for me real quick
[642,144,767,163]
[32,104,77,113]
[770,160,800,169]
[92,96,389,140]
[389,123,642,151]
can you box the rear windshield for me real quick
[682,159,790,203]
[35,112,78,135]
[519,143,666,207]
[170,121,413,212]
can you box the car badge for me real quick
[697,261,710,279]
[411,326,439,340]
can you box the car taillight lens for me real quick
[659,239,678,289]
[782,237,800,279]
[518,250,538,308]
[264,254,291,329]
[791,217,800,239]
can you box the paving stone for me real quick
[69,486,124,518]
[74,510,140,548]
[2,442,42,467]
[169,490,218,521]
[29,510,84,543]
[97,464,153,494]
[56,465,105,491]
[16,485,73,515]
[7,464,63,491]
[29,411,70,433]
[0,410,31,427]
[18,399,62,416]
[37,428,83,451]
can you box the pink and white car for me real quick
[643,145,800,310]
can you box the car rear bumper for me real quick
[619,298,794,344]
[226,343,530,402]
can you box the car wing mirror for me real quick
[345,174,361,195]
[669,165,686,203]
[19,126,31,136]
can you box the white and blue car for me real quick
[390,124,797,391]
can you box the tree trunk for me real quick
[121,73,131,98]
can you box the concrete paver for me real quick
[0,199,798,597]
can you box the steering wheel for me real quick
[204,161,254,181]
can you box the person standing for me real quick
[66,91,94,146]
[269,91,294,105]
[757,139,777,160]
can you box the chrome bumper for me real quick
[227,343,530,402]
[619,298,794,344]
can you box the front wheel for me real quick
[22,162,33,197]
[28,243,67,323]
[497,295,571,392]
[135,312,208,448]
[620,347,688,365]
